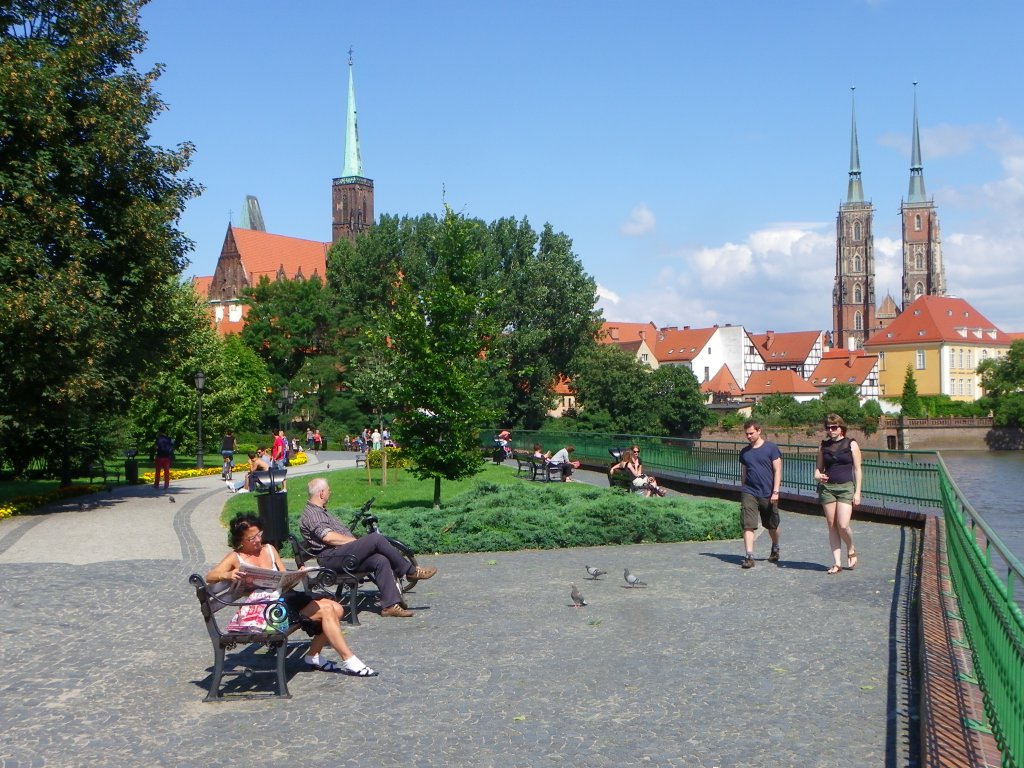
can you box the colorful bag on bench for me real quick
[225,589,288,633]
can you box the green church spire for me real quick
[907,82,927,203]
[847,87,864,204]
[342,48,363,179]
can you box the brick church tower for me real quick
[833,89,876,351]
[332,52,374,244]
[900,83,945,308]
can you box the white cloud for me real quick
[596,284,620,304]
[620,204,656,237]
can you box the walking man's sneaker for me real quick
[741,556,755,569]
[767,548,780,563]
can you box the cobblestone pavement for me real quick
[0,453,919,767]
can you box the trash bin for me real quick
[256,490,289,548]
[124,449,139,484]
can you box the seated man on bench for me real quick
[225,448,270,493]
[298,478,437,618]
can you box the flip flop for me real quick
[847,550,858,570]
[826,564,842,575]
[307,660,340,672]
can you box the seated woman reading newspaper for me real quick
[205,513,378,676]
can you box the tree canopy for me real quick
[360,207,502,507]
[979,340,1024,427]
[0,0,199,473]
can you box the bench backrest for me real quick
[252,468,286,491]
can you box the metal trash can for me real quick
[256,490,289,548]
[124,449,139,484]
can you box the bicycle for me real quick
[347,497,419,607]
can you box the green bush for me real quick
[366,446,408,469]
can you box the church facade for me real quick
[833,86,946,352]
[197,54,374,335]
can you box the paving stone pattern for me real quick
[0,453,920,767]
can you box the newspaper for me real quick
[237,562,316,592]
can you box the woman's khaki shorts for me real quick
[818,481,855,504]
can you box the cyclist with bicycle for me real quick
[299,478,437,618]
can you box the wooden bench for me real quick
[355,453,367,469]
[530,456,565,482]
[512,452,532,478]
[288,534,372,626]
[81,461,120,485]
[189,573,319,701]
[608,467,637,492]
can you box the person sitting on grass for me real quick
[205,514,378,676]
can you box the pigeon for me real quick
[169,496,175,503]
[570,583,586,608]
[585,565,607,580]
[623,568,647,588]
[326,464,331,469]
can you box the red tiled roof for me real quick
[742,369,819,396]
[701,364,741,395]
[809,349,879,388]
[191,275,213,299]
[598,321,658,344]
[865,295,1012,346]
[651,326,716,363]
[746,330,822,364]
[232,227,329,283]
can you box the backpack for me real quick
[156,435,174,457]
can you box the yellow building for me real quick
[864,295,1012,400]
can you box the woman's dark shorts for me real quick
[283,591,321,635]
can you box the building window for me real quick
[915,214,922,231]
[853,254,862,272]
[916,349,926,370]
[958,349,964,369]
[949,348,956,369]
[854,222,862,241]
[228,304,243,322]
[915,253,924,269]
[915,282,924,298]
[854,284,862,303]
[967,349,973,367]
[854,311,862,330]
[704,366,710,381]
[950,377,956,395]
[878,351,885,371]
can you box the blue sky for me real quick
[139,0,1024,335]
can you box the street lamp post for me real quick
[277,385,292,433]
[195,371,206,469]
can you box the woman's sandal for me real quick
[307,660,340,672]
[847,550,858,570]
[826,564,842,575]
[341,665,379,677]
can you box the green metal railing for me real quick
[500,430,943,510]
[938,454,1024,768]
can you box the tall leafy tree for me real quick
[0,0,199,475]
[978,340,1024,427]
[568,344,663,434]
[649,364,714,436]
[361,207,501,508]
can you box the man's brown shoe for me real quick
[381,604,413,618]
[405,566,437,586]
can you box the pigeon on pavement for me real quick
[570,583,586,608]
[623,568,647,588]
[169,496,175,503]
[585,565,607,580]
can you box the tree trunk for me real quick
[433,476,441,509]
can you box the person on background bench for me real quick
[299,478,438,618]
[220,430,236,480]
[609,449,667,497]
[153,431,174,491]
[206,514,378,676]
[545,444,579,482]
[225,450,269,493]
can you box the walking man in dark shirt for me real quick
[738,419,783,568]
[299,478,437,618]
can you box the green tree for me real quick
[752,393,802,426]
[978,340,1024,427]
[569,344,663,434]
[900,365,924,418]
[329,213,600,430]
[0,1,199,478]
[361,207,501,508]
[649,364,714,436]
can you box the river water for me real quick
[939,450,1024,567]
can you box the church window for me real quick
[854,311,862,330]
[854,284,862,303]
[854,221,862,241]
[915,214,922,231]
[915,282,924,298]
[916,253,924,270]
[853,255,862,272]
